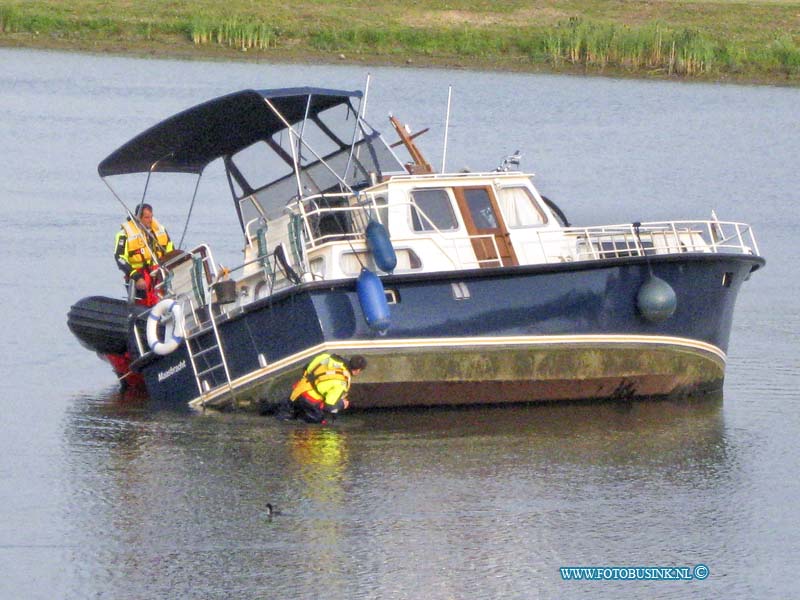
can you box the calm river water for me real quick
[0,48,798,599]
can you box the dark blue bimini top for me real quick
[97,87,362,177]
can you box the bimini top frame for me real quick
[98,86,407,232]
[98,88,363,176]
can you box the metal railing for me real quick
[284,192,377,249]
[558,220,759,262]
[239,206,760,284]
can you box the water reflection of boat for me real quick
[67,85,764,411]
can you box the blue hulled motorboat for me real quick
[67,84,764,410]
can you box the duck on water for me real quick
[66,82,765,411]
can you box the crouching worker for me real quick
[279,353,367,424]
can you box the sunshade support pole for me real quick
[101,176,137,222]
[178,173,204,251]
[140,168,153,207]
[297,94,313,173]
[263,98,305,206]
[344,73,370,187]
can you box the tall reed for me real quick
[190,17,279,50]
[0,6,68,33]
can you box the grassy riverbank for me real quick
[1,0,799,84]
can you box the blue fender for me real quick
[357,268,391,333]
[366,220,397,274]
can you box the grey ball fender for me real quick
[637,275,677,323]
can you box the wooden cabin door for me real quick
[453,186,518,267]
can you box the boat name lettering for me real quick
[158,360,187,382]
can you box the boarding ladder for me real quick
[184,302,236,409]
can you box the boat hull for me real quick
[347,337,723,408]
[125,252,761,410]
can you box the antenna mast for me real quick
[441,85,452,174]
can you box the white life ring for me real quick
[146,298,185,356]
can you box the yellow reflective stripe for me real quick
[313,368,347,379]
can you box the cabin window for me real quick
[496,186,547,228]
[309,257,325,279]
[341,251,366,275]
[341,249,421,275]
[397,248,422,270]
[280,116,341,164]
[317,103,352,143]
[463,188,499,229]
[231,141,292,193]
[410,189,458,232]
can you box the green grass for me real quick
[1,0,799,83]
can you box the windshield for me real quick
[231,104,405,225]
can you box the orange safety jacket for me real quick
[290,353,352,413]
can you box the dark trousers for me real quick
[276,397,330,424]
